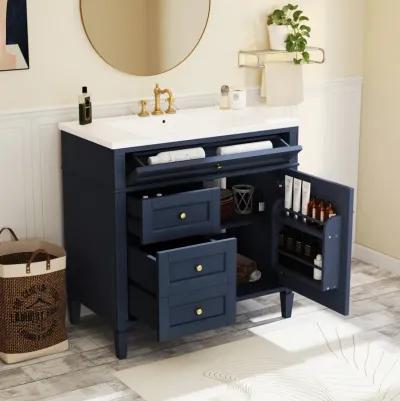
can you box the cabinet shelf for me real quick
[281,215,323,239]
[278,265,322,291]
[278,249,321,270]
[221,213,265,230]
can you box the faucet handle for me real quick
[165,96,176,114]
[138,100,150,117]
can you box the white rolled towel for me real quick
[217,141,273,156]
[148,147,206,165]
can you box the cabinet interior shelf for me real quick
[278,265,322,291]
[221,213,264,230]
[281,215,324,239]
[278,249,321,270]
[238,47,325,68]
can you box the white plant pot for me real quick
[268,25,289,51]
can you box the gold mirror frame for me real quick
[79,0,211,76]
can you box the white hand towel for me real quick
[261,63,304,106]
[217,141,273,156]
[148,147,206,165]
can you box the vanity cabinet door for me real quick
[277,171,354,315]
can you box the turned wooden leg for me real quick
[114,330,128,360]
[280,290,294,319]
[68,299,81,325]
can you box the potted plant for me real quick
[267,3,311,64]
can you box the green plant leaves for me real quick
[293,10,303,21]
[268,3,312,64]
[302,51,310,63]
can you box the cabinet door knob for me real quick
[179,212,187,221]
[195,307,204,316]
[195,264,203,273]
[216,163,223,170]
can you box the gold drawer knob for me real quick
[195,264,204,273]
[195,307,204,316]
[179,212,187,221]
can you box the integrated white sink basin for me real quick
[59,106,299,150]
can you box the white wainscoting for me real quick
[0,76,363,246]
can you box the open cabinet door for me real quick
[276,170,354,315]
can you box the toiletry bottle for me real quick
[314,254,323,281]
[309,198,317,220]
[319,201,326,223]
[308,198,315,220]
[326,202,336,219]
[316,200,324,223]
[219,85,230,110]
[79,87,92,125]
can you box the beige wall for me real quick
[0,0,364,112]
[356,0,400,259]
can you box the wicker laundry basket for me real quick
[0,228,68,364]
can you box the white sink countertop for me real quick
[59,106,299,150]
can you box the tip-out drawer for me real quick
[126,137,302,186]
[127,188,220,245]
[128,237,237,297]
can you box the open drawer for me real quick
[126,137,302,186]
[127,187,220,245]
[128,237,237,341]
[275,170,354,315]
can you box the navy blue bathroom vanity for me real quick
[61,118,353,359]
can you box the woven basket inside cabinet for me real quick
[0,228,69,364]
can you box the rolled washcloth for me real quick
[217,140,273,156]
[148,147,206,165]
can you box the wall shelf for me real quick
[238,47,325,68]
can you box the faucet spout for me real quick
[152,84,176,115]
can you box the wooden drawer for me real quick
[128,237,237,297]
[129,285,236,341]
[127,188,220,245]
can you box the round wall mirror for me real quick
[80,0,211,76]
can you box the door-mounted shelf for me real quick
[238,47,325,69]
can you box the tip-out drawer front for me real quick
[128,238,237,297]
[127,188,220,245]
[126,143,302,186]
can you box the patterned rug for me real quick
[115,311,400,401]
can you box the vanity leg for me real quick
[114,330,128,360]
[68,299,81,325]
[280,290,294,319]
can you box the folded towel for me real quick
[217,141,273,156]
[148,147,206,165]
[261,63,304,106]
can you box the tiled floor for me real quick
[1,260,399,401]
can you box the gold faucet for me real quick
[152,84,176,115]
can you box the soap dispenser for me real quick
[79,87,92,125]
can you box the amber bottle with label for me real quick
[308,198,316,220]
[318,201,326,223]
[325,202,336,220]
